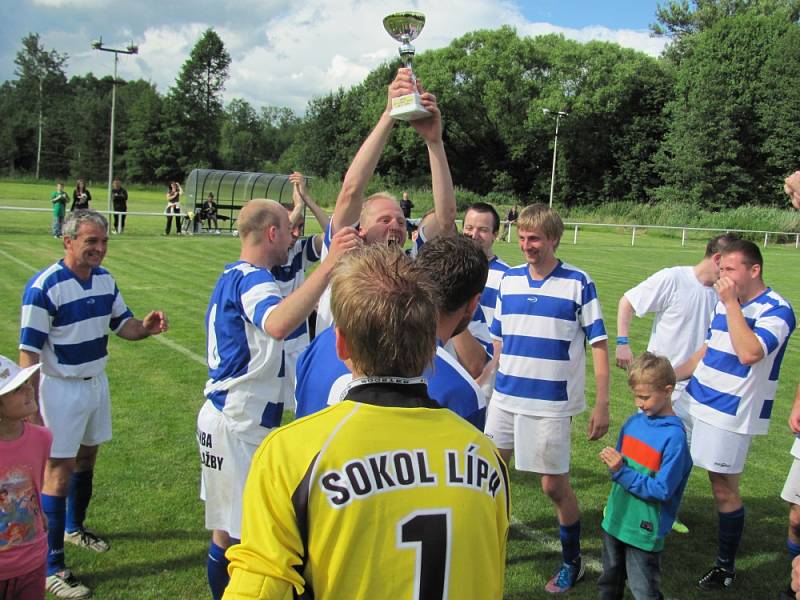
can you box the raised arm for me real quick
[409,82,456,239]
[264,227,360,339]
[290,172,330,255]
[716,277,764,365]
[330,74,414,233]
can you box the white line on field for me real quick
[0,247,206,366]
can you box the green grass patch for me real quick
[1,182,799,598]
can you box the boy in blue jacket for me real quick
[598,352,693,599]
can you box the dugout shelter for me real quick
[184,169,297,233]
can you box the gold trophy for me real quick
[383,11,430,121]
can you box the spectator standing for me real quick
[50,183,68,238]
[110,178,128,235]
[70,180,90,212]
[165,182,182,236]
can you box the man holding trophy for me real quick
[222,13,510,600]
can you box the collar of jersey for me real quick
[345,381,440,410]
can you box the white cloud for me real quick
[518,22,667,57]
[11,0,668,114]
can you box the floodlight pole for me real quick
[92,37,138,214]
[543,108,568,208]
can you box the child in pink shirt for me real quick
[0,355,51,600]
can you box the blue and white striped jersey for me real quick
[490,261,607,416]
[294,327,487,429]
[19,260,133,378]
[271,237,321,356]
[685,288,795,435]
[204,261,285,445]
[481,255,510,328]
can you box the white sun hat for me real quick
[0,355,40,396]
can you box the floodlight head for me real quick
[542,108,551,115]
[126,43,139,54]
[91,39,103,50]
[558,111,569,117]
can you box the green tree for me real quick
[164,28,231,176]
[654,11,798,208]
[120,81,165,182]
[652,0,800,62]
[219,98,261,171]
[11,33,69,178]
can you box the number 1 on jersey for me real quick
[397,509,452,600]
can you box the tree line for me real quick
[1,1,799,209]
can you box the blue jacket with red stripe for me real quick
[601,412,692,551]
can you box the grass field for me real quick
[1,183,799,599]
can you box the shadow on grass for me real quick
[103,528,209,543]
[81,547,207,586]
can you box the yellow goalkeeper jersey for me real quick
[224,382,510,600]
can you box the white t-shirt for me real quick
[624,266,717,369]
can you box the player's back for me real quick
[230,397,510,599]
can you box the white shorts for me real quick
[781,459,800,504]
[40,372,112,458]
[197,400,259,539]
[690,418,752,474]
[484,404,572,474]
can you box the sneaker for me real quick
[672,518,690,534]
[545,558,585,593]
[64,528,110,552]
[697,565,735,591]
[46,569,91,599]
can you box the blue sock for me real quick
[788,539,800,560]
[208,541,232,600]
[559,520,581,565]
[65,470,93,533]
[42,494,66,575]
[717,507,745,570]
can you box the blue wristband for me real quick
[616,336,629,345]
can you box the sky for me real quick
[2,0,668,115]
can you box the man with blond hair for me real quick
[224,244,509,600]
[197,198,358,599]
[484,203,610,594]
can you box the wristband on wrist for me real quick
[616,336,629,345]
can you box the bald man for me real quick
[197,199,358,599]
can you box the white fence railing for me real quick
[501,220,800,248]
[3,205,799,248]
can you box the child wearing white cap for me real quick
[0,354,52,600]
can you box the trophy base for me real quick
[390,93,431,121]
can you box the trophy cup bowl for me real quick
[383,11,431,121]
